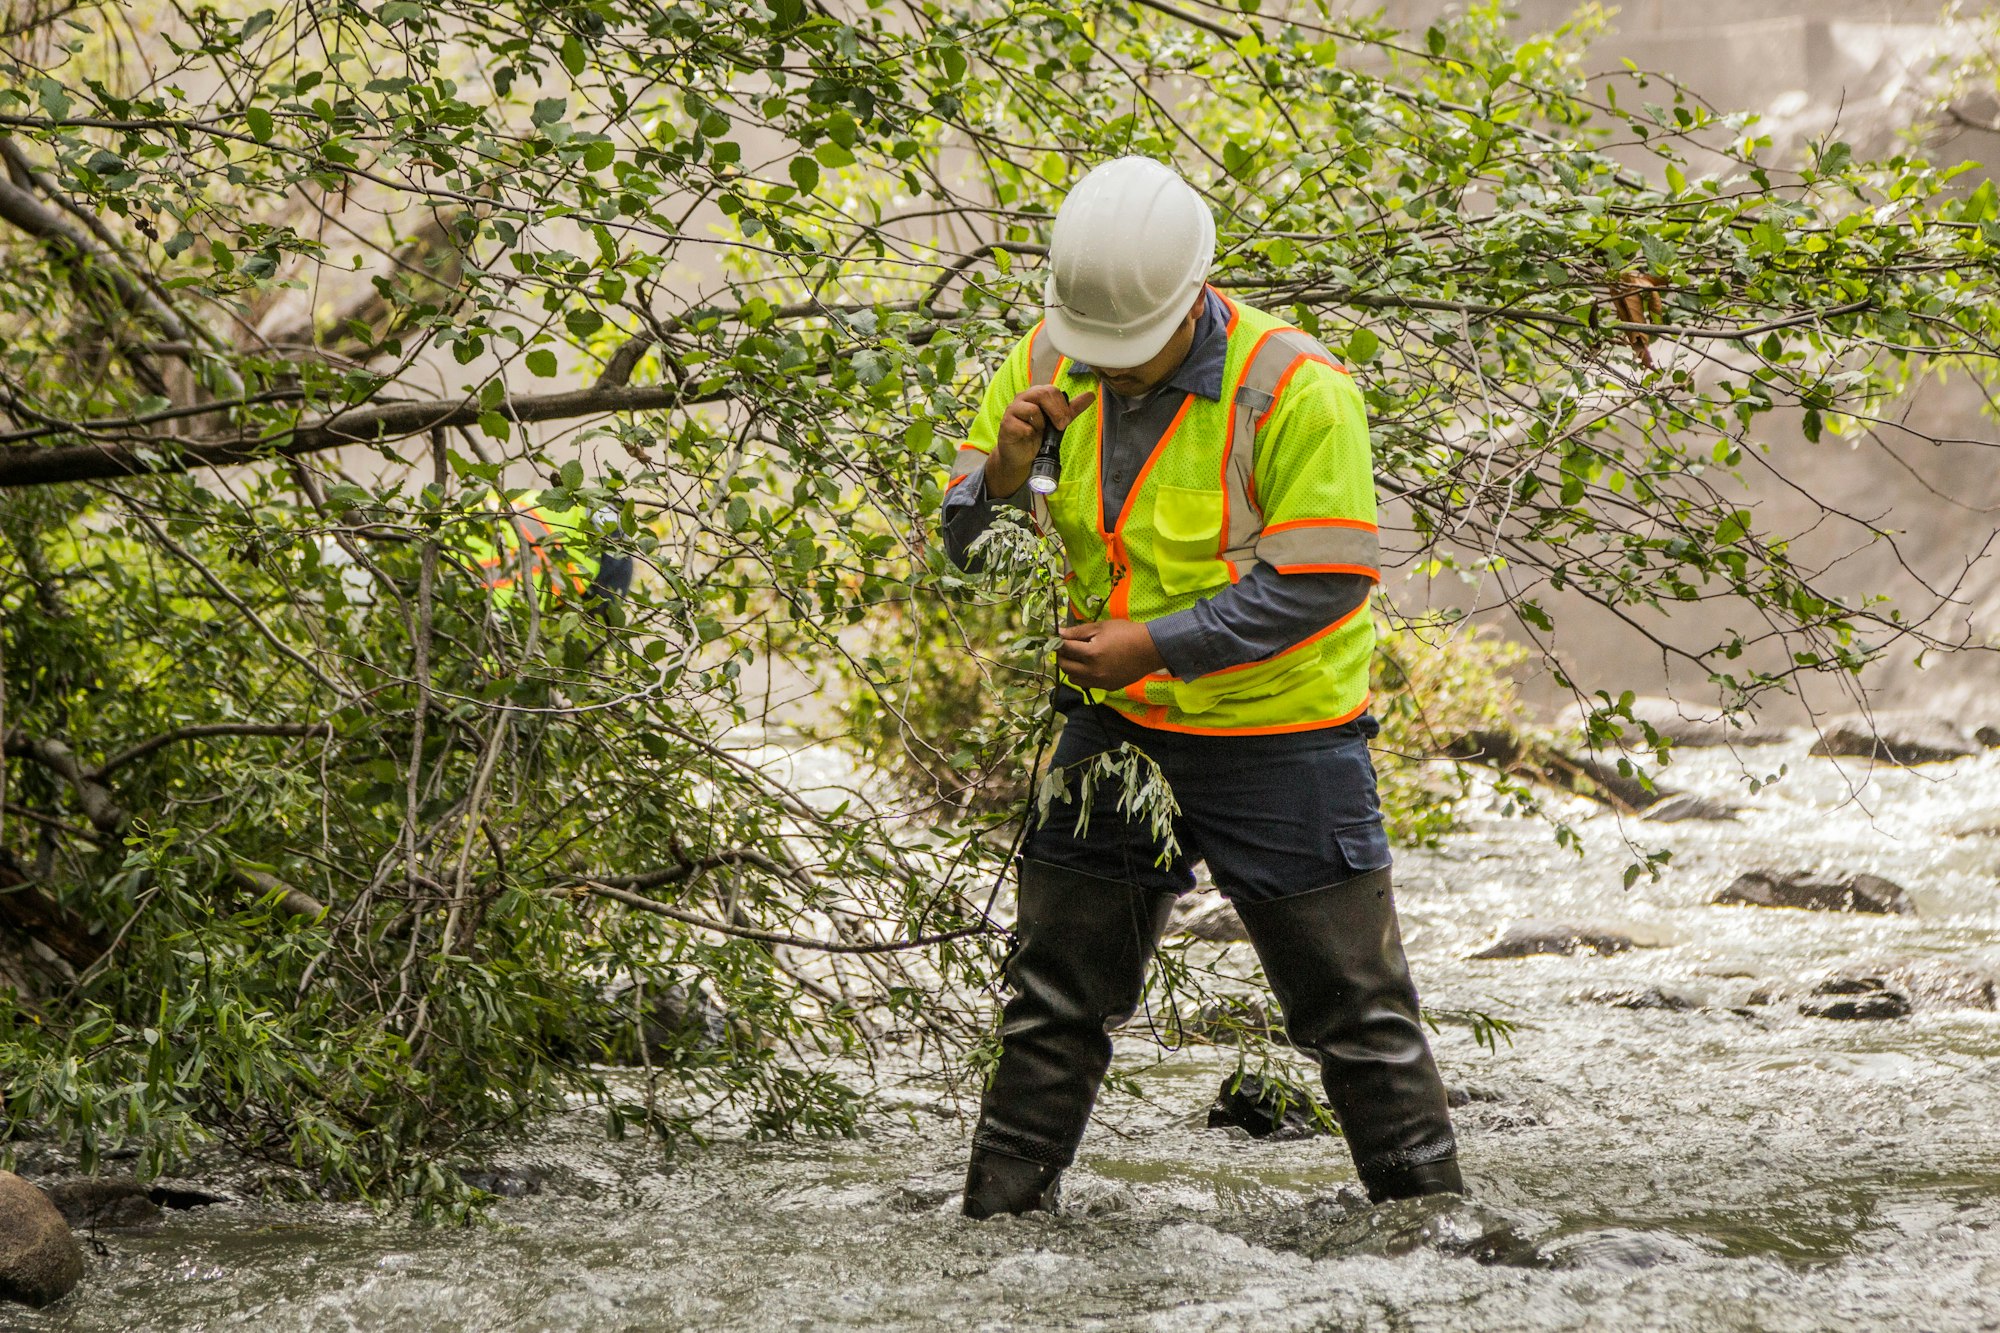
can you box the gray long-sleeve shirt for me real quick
[941,288,1372,681]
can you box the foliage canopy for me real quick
[1,0,1994,1206]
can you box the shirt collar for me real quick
[1068,286,1229,404]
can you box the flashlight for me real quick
[1028,419,1062,496]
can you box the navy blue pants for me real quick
[1023,699,1392,904]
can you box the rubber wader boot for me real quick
[963,860,1177,1219]
[1234,867,1463,1203]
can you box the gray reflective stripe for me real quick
[1256,523,1380,574]
[1221,328,1334,560]
[948,445,988,493]
[1028,321,1062,385]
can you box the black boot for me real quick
[963,859,1176,1218]
[1234,868,1463,1203]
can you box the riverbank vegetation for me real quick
[2,0,1996,1211]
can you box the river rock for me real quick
[40,1179,159,1230]
[1798,975,1911,1020]
[1808,714,1980,766]
[1206,1073,1332,1140]
[1854,960,1998,1012]
[1563,696,1788,749]
[1177,996,1282,1045]
[0,1171,83,1308]
[1167,893,1248,943]
[1713,869,1914,915]
[1467,920,1647,959]
[1642,793,1742,823]
[1572,985,1697,1011]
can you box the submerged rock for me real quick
[1838,961,1997,1012]
[1467,920,1648,960]
[0,1171,83,1308]
[1712,869,1914,915]
[1799,975,1912,1020]
[1167,894,1248,943]
[1642,793,1742,823]
[1206,1073,1332,1141]
[1537,1227,1710,1271]
[1177,996,1282,1045]
[1258,1192,1548,1266]
[1808,714,1980,766]
[1572,985,1697,1012]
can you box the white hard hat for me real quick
[1042,157,1216,370]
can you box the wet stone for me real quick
[1205,1073,1332,1141]
[1799,975,1912,1020]
[1713,869,1915,916]
[1166,893,1248,943]
[0,1171,84,1309]
[1871,960,1999,1011]
[458,1164,551,1198]
[1642,793,1742,823]
[1808,713,1981,766]
[1467,920,1646,960]
[1536,1227,1711,1271]
[1176,995,1282,1045]
[39,1179,160,1230]
[1257,1192,1551,1266]
[1572,985,1697,1012]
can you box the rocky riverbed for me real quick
[11,730,2000,1330]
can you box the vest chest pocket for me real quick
[1151,484,1231,596]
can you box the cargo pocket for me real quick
[1334,820,1392,876]
[1151,484,1231,596]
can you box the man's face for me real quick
[1093,296,1204,397]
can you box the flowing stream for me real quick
[19,735,2000,1331]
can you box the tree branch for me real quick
[569,879,992,954]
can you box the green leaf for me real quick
[245,106,274,142]
[1344,327,1380,364]
[478,411,510,441]
[583,139,615,172]
[561,34,586,77]
[565,309,604,338]
[1819,140,1853,175]
[789,156,820,195]
[1425,25,1446,55]
[525,349,558,377]
[814,142,855,169]
[559,459,584,490]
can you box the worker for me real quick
[462,488,633,608]
[942,156,1461,1218]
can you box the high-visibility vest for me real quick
[460,493,602,605]
[950,291,1380,735]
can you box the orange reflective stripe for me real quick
[1263,516,1378,535]
[1271,562,1380,577]
[1126,695,1371,737]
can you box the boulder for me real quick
[1167,893,1248,943]
[1798,975,1912,1020]
[38,1179,227,1231]
[1808,714,1980,766]
[1642,793,1742,824]
[1205,1073,1332,1140]
[40,1179,159,1230]
[1467,920,1647,960]
[1563,696,1788,749]
[0,1171,83,1308]
[1712,869,1914,916]
[1977,725,2000,749]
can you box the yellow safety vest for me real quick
[460,493,598,605]
[951,291,1380,735]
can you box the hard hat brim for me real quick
[1040,275,1202,373]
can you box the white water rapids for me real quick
[17,734,2000,1331]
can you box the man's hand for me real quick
[986,386,1097,499]
[1058,620,1165,692]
